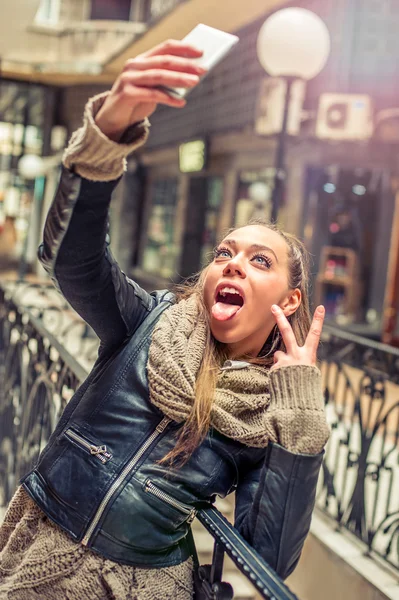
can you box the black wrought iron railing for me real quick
[318,324,399,571]
[0,283,88,504]
[0,281,297,600]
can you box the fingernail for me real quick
[317,305,325,314]
[271,304,279,313]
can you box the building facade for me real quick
[1,0,398,343]
[125,0,399,344]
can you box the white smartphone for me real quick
[159,24,239,99]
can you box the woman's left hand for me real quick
[270,304,325,371]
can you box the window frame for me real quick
[34,0,61,25]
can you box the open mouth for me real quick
[212,286,244,321]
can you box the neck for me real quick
[226,340,263,360]
[224,327,275,360]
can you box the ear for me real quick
[280,288,301,317]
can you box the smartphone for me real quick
[159,24,239,99]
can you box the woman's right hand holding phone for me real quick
[95,40,205,142]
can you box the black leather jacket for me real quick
[22,168,324,578]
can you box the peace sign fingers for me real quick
[270,304,325,371]
[271,304,298,355]
[304,305,325,359]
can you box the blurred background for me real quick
[0,0,398,345]
[0,3,399,600]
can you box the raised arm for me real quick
[39,41,206,350]
[39,98,152,350]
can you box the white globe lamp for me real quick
[248,181,271,204]
[257,8,331,80]
[18,154,45,179]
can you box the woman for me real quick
[0,39,329,599]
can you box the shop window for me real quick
[0,123,43,160]
[90,0,132,20]
[0,123,14,157]
[303,166,395,334]
[200,178,224,266]
[35,0,61,25]
[0,82,47,273]
[141,178,178,278]
[180,177,223,278]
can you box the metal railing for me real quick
[318,324,399,571]
[0,283,88,503]
[0,281,297,600]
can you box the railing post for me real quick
[195,542,234,599]
[195,542,233,600]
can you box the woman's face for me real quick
[203,225,301,358]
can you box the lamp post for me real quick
[256,8,331,222]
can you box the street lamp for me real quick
[256,7,331,221]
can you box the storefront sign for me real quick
[179,139,207,173]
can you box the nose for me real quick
[222,255,247,278]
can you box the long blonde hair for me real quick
[162,219,311,465]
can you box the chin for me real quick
[210,322,243,345]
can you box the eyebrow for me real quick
[222,239,279,263]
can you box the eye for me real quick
[251,253,272,269]
[214,246,232,259]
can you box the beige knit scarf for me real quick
[147,295,271,447]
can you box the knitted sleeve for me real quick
[234,364,328,579]
[62,91,150,182]
[264,365,330,454]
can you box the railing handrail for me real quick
[3,285,89,383]
[197,507,299,600]
[24,305,90,383]
[323,323,399,357]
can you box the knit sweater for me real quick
[0,487,193,600]
[63,91,150,181]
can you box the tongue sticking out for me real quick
[212,302,241,321]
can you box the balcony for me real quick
[32,20,146,74]
[3,20,146,76]
[0,0,188,80]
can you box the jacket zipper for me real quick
[81,416,171,546]
[144,480,196,524]
[65,429,112,464]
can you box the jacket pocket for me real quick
[64,428,113,464]
[144,479,196,524]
